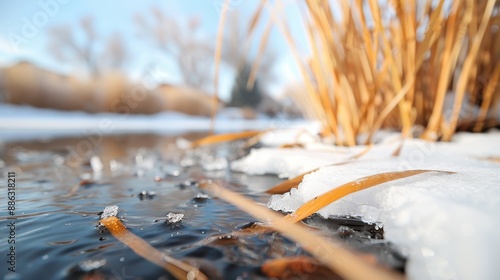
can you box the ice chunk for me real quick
[78,259,107,272]
[178,180,198,189]
[100,205,118,219]
[203,157,228,171]
[80,172,92,181]
[176,137,191,150]
[110,159,127,173]
[194,193,210,200]
[134,149,156,170]
[90,155,103,173]
[166,212,184,224]
[163,164,181,176]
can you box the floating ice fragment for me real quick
[100,205,118,219]
[134,149,156,170]
[163,164,181,177]
[90,155,103,173]
[176,137,191,149]
[80,172,92,181]
[178,180,198,189]
[180,155,196,167]
[154,175,162,182]
[52,155,65,165]
[78,259,107,272]
[203,157,228,171]
[166,212,184,224]
[194,193,211,200]
[110,159,127,173]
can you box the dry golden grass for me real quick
[100,216,207,280]
[236,0,500,145]
[284,169,454,223]
[189,130,267,148]
[199,180,404,280]
[265,144,373,194]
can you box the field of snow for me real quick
[233,128,500,279]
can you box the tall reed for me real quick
[250,0,500,145]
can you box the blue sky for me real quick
[0,0,308,100]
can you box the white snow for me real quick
[100,205,119,219]
[78,259,107,272]
[0,103,311,142]
[194,193,211,200]
[90,155,104,173]
[165,212,184,224]
[233,128,500,279]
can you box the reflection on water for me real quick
[0,133,404,279]
[0,133,285,279]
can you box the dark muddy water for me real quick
[0,133,404,279]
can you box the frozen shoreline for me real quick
[233,129,500,279]
[3,103,499,278]
[0,103,312,142]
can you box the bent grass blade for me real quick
[286,170,455,223]
[266,172,312,195]
[190,130,267,148]
[265,145,373,194]
[99,216,208,280]
[199,181,404,280]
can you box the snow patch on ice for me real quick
[231,147,358,178]
[239,128,500,279]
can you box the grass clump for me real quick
[235,0,500,145]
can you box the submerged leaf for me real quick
[261,256,340,280]
[190,130,266,148]
[286,170,455,223]
[99,216,207,280]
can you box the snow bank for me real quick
[232,129,500,279]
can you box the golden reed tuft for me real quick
[223,0,500,145]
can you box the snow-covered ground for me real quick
[0,103,308,142]
[233,128,500,280]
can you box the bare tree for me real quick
[222,12,278,87]
[101,33,128,71]
[47,16,128,77]
[135,8,214,90]
[135,7,279,109]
